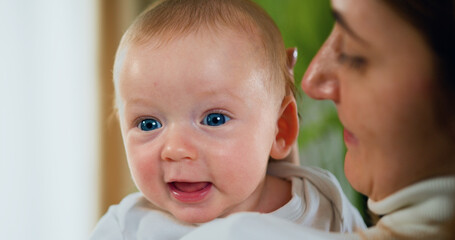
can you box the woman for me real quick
[182,0,455,239]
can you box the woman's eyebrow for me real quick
[331,9,368,45]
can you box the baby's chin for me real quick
[166,204,232,225]
[171,210,220,225]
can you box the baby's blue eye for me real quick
[139,119,162,131]
[202,113,230,126]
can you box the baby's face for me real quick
[117,30,282,223]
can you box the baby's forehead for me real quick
[123,28,282,92]
[125,28,267,73]
[116,31,282,110]
[134,20,264,50]
[118,32,280,97]
[126,25,268,69]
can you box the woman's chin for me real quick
[344,151,370,197]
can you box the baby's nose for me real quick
[160,125,198,162]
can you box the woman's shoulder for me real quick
[268,162,367,232]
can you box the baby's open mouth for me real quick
[168,182,212,203]
[171,182,211,193]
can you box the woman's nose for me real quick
[160,125,198,162]
[301,28,340,103]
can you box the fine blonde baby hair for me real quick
[113,0,295,108]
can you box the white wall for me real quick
[0,0,99,239]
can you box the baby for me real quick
[90,0,365,239]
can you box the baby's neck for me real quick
[254,175,292,213]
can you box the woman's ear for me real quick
[270,95,299,160]
[286,47,298,77]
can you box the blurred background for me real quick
[0,0,364,239]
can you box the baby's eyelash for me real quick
[133,116,158,127]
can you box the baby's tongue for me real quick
[173,182,210,193]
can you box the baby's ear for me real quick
[270,95,299,160]
[286,47,298,77]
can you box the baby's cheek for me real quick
[126,144,160,187]
[215,149,267,194]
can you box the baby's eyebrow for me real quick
[121,99,154,114]
[199,88,246,102]
[125,97,149,106]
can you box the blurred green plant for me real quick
[253,0,365,217]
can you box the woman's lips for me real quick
[343,129,359,145]
[168,182,212,203]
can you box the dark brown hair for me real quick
[382,0,455,118]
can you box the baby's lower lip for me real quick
[168,182,212,203]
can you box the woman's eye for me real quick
[338,52,367,69]
[202,113,231,126]
[139,119,162,131]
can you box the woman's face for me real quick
[302,0,455,200]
